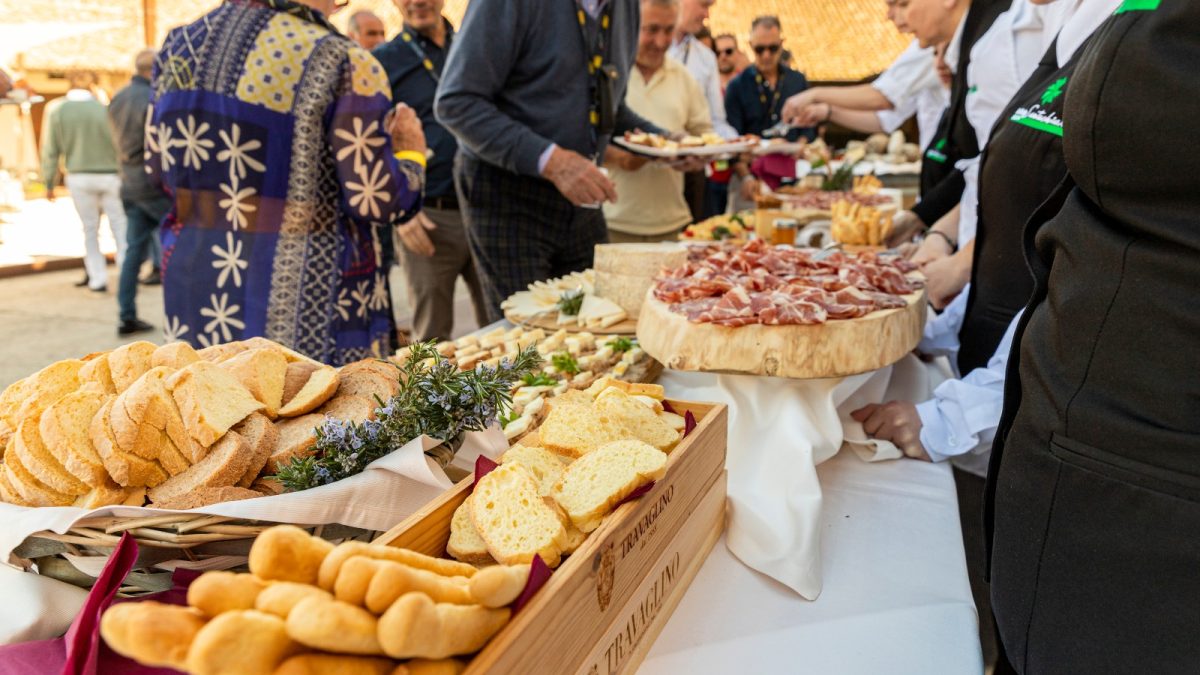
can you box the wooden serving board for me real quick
[375,400,728,675]
[503,311,638,336]
[636,286,927,379]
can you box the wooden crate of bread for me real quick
[375,398,728,675]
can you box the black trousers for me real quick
[453,153,608,321]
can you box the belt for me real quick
[424,195,459,211]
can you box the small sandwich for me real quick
[679,135,705,148]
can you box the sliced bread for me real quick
[334,370,398,407]
[121,367,207,465]
[232,413,280,488]
[470,463,567,567]
[316,395,375,425]
[594,388,680,452]
[221,348,288,419]
[112,394,190,476]
[73,479,145,509]
[251,477,284,496]
[16,359,85,422]
[5,450,74,506]
[167,361,265,447]
[108,341,157,392]
[39,390,111,488]
[277,365,339,418]
[151,342,200,370]
[551,439,667,533]
[154,486,263,510]
[446,494,495,565]
[79,353,117,394]
[267,413,323,474]
[11,417,88,496]
[148,431,254,505]
[91,399,169,488]
[196,341,251,363]
[339,358,401,385]
[500,445,567,497]
[281,361,320,405]
[0,465,28,505]
[536,402,622,459]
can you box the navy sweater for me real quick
[434,0,659,178]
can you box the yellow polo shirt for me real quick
[604,58,713,236]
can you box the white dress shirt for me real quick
[873,39,949,151]
[667,34,737,139]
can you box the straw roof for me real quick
[5,0,906,82]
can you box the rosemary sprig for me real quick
[274,342,543,492]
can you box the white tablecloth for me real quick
[640,451,982,674]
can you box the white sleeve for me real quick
[871,39,940,108]
[916,309,1023,463]
[918,288,968,364]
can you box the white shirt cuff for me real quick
[916,399,966,464]
[537,143,557,175]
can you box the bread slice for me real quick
[281,361,321,406]
[594,388,680,452]
[500,445,567,497]
[446,494,495,565]
[108,341,157,392]
[221,348,288,419]
[120,367,207,465]
[91,399,170,488]
[154,486,263,510]
[277,365,339,418]
[316,395,375,425]
[232,413,280,488]
[267,413,323,473]
[0,377,30,455]
[339,358,401,385]
[0,465,29,505]
[148,431,254,505]
[39,390,111,488]
[196,341,251,363]
[251,477,284,496]
[11,417,88,495]
[151,342,200,370]
[536,402,622,459]
[586,377,665,400]
[73,479,145,509]
[113,394,191,476]
[470,463,567,567]
[16,359,84,422]
[167,361,265,447]
[79,353,117,394]
[334,370,397,407]
[5,450,74,506]
[551,439,667,533]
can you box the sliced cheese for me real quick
[577,294,627,328]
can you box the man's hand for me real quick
[781,89,819,124]
[398,211,437,257]
[542,146,618,206]
[921,248,971,309]
[910,232,953,266]
[886,210,926,247]
[850,402,931,461]
[739,174,760,201]
[387,103,427,156]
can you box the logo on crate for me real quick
[592,552,682,674]
[594,542,617,612]
[619,485,675,560]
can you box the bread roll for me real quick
[285,596,383,655]
[363,560,473,614]
[255,582,333,619]
[187,571,269,617]
[377,592,510,660]
[318,542,477,591]
[468,564,530,609]
[249,525,334,585]
[100,601,206,671]
[186,609,298,675]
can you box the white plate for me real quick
[753,141,806,156]
[612,137,756,159]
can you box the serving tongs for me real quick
[761,120,798,139]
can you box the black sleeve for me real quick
[912,169,965,227]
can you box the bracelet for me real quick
[925,230,956,251]
[393,150,427,168]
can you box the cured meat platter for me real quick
[637,240,927,379]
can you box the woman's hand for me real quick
[388,103,427,156]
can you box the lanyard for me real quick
[755,69,783,123]
[400,23,452,84]
[680,36,692,65]
[575,0,615,135]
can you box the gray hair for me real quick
[751,15,782,32]
[349,10,380,34]
[134,49,157,78]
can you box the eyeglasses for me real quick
[753,44,782,55]
[717,48,736,57]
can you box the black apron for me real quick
[986,3,1200,672]
[956,41,1084,374]
[917,0,1011,205]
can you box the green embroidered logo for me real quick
[935,139,947,151]
[1115,0,1161,14]
[1041,78,1068,106]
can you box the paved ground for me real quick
[0,198,481,388]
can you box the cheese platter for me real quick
[613,131,757,159]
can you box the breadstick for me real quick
[468,564,531,609]
[318,542,477,591]
[187,610,298,675]
[377,592,510,660]
[285,596,384,656]
[256,582,334,619]
[188,571,269,618]
[365,560,474,613]
[100,601,206,671]
[249,525,335,586]
[273,654,395,675]
[336,556,388,607]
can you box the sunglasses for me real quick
[753,44,782,55]
[717,48,736,57]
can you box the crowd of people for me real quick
[13,0,1200,671]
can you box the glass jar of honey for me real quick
[772,218,799,245]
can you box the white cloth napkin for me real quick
[660,355,935,600]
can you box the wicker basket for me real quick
[15,515,378,596]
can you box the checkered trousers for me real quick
[454,152,609,321]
